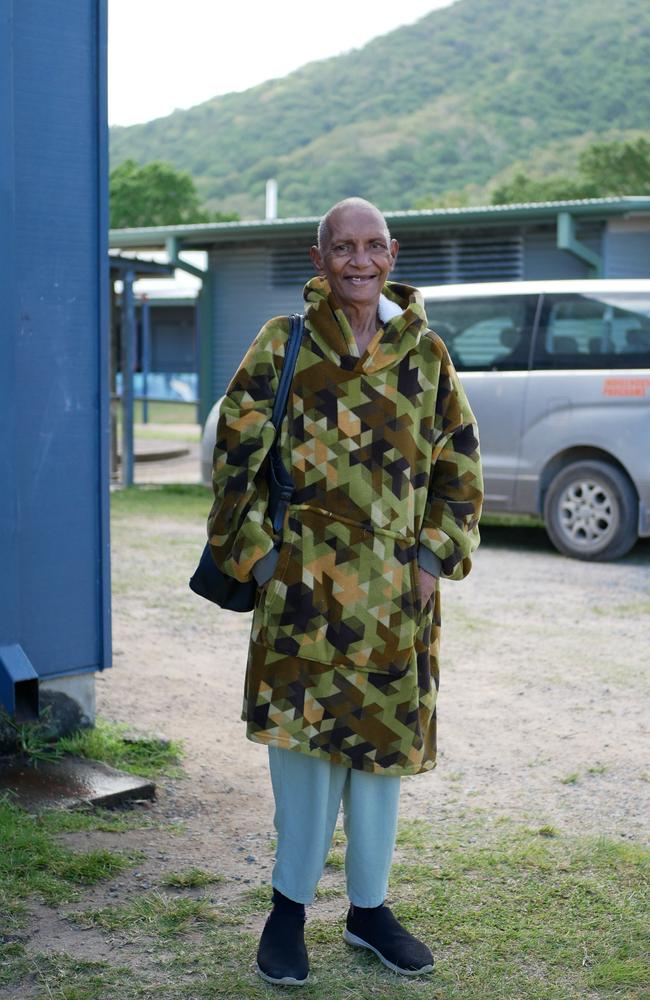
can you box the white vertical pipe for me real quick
[265,178,278,220]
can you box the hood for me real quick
[302,276,429,373]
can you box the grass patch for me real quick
[4,813,648,998]
[1,712,183,778]
[237,885,273,914]
[0,942,30,989]
[73,891,218,937]
[383,820,650,999]
[9,949,137,999]
[0,706,64,763]
[480,512,545,529]
[160,867,224,888]
[111,483,211,521]
[478,515,554,556]
[117,399,198,426]
[135,423,201,443]
[396,818,432,850]
[594,600,650,617]
[325,849,345,871]
[38,804,164,836]
[444,769,464,782]
[0,796,140,933]
[586,957,650,990]
[315,885,344,899]
[55,717,184,779]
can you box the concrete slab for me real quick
[0,756,155,811]
[112,439,201,486]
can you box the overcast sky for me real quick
[108,0,455,127]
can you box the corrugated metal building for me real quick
[1,0,110,725]
[110,197,650,422]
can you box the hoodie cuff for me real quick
[417,544,441,579]
[252,547,280,586]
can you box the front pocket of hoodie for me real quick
[261,505,420,673]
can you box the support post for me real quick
[557,212,603,277]
[141,296,150,424]
[198,268,216,426]
[122,267,136,486]
[164,237,212,425]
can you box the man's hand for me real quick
[418,567,438,608]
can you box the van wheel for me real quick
[543,460,638,561]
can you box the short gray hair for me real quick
[317,197,391,251]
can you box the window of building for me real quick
[392,235,523,285]
[269,234,524,288]
[270,245,314,287]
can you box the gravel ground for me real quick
[97,514,650,883]
[13,508,648,986]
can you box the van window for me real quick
[533,293,650,369]
[424,297,537,372]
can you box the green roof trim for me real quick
[109,197,650,250]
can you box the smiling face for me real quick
[309,203,398,312]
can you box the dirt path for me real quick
[95,516,650,897]
[11,511,648,995]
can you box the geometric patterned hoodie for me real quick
[208,277,483,775]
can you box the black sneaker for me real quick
[343,903,434,977]
[256,890,309,986]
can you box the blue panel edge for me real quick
[96,0,112,672]
[0,643,39,717]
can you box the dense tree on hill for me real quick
[490,173,595,205]
[109,0,650,216]
[109,159,238,228]
[580,138,650,196]
[491,139,650,204]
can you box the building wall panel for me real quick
[523,225,604,279]
[0,0,110,689]
[604,222,650,277]
[211,245,304,397]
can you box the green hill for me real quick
[109,0,650,218]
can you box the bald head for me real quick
[309,198,398,311]
[317,198,391,252]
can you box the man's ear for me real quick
[309,245,324,272]
[389,238,399,271]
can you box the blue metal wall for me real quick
[0,0,110,712]
[522,224,604,280]
[210,246,304,399]
[604,224,650,277]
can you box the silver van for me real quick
[202,279,650,561]
[420,279,650,560]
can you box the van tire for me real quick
[543,460,638,561]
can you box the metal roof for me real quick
[108,253,175,277]
[109,197,650,250]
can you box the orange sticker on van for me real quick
[603,377,650,398]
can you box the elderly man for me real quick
[208,197,483,984]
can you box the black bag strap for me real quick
[271,313,304,432]
[268,314,303,535]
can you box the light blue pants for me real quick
[268,746,401,907]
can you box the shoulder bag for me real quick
[189,313,304,610]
